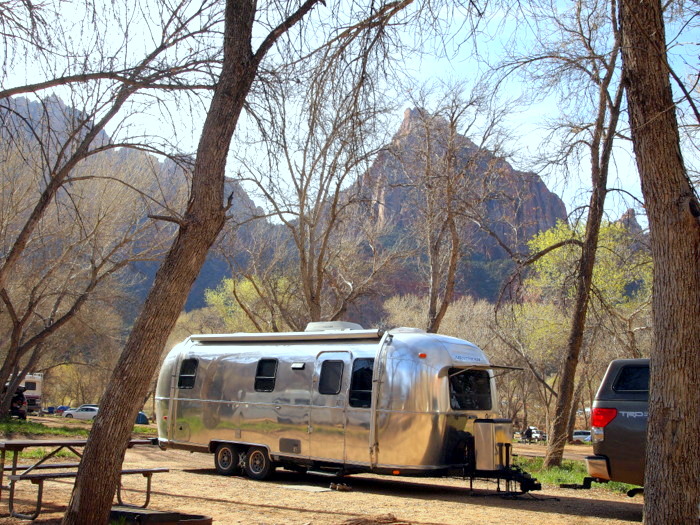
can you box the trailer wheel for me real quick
[244,447,274,480]
[214,443,242,475]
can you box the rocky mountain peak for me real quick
[396,108,431,137]
[364,107,567,260]
[618,208,643,235]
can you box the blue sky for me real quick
[6,0,698,229]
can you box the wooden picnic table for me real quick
[0,438,166,519]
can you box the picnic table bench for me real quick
[0,438,168,520]
[3,462,81,471]
[7,466,169,519]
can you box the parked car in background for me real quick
[20,373,43,415]
[529,427,543,441]
[54,405,70,415]
[63,405,99,420]
[586,358,648,489]
[521,426,544,442]
[572,430,591,442]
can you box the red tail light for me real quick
[591,407,617,427]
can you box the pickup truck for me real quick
[585,358,648,490]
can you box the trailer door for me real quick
[310,351,350,462]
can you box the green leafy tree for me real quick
[204,277,300,333]
[526,221,652,308]
[524,219,652,447]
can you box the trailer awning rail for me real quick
[190,329,384,344]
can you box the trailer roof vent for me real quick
[390,327,427,334]
[305,321,364,332]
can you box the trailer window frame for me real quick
[255,358,278,392]
[177,358,199,389]
[318,360,344,395]
[349,358,374,408]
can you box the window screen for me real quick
[319,361,344,395]
[448,368,492,410]
[255,359,278,392]
[24,382,36,390]
[614,365,649,392]
[349,359,374,408]
[178,358,198,389]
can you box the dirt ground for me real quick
[0,439,643,525]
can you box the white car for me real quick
[523,426,543,441]
[572,429,592,442]
[63,405,99,420]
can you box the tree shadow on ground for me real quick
[177,468,642,523]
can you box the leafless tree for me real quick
[391,83,515,332]
[0,0,222,416]
[209,221,309,332]
[0,0,223,295]
[63,0,481,519]
[618,0,700,522]
[231,50,406,325]
[0,0,54,80]
[491,0,626,467]
[36,304,127,407]
[0,145,177,414]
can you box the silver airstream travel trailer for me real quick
[155,322,539,492]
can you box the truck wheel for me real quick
[244,447,274,480]
[214,443,242,475]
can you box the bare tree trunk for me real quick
[60,0,277,521]
[566,377,585,439]
[543,173,606,468]
[618,0,700,523]
[427,218,459,333]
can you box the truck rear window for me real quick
[613,365,649,392]
[448,368,492,411]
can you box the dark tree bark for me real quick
[60,0,323,522]
[618,0,700,523]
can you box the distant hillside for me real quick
[3,96,569,318]
[0,95,261,317]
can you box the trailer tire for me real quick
[215,443,242,475]
[244,447,274,480]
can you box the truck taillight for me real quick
[591,407,617,443]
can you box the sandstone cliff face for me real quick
[363,108,568,259]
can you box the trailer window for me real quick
[349,359,374,408]
[448,368,492,411]
[178,358,198,389]
[319,361,344,395]
[24,382,36,391]
[255,359,278,392]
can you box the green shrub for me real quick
[516,456,638,494]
